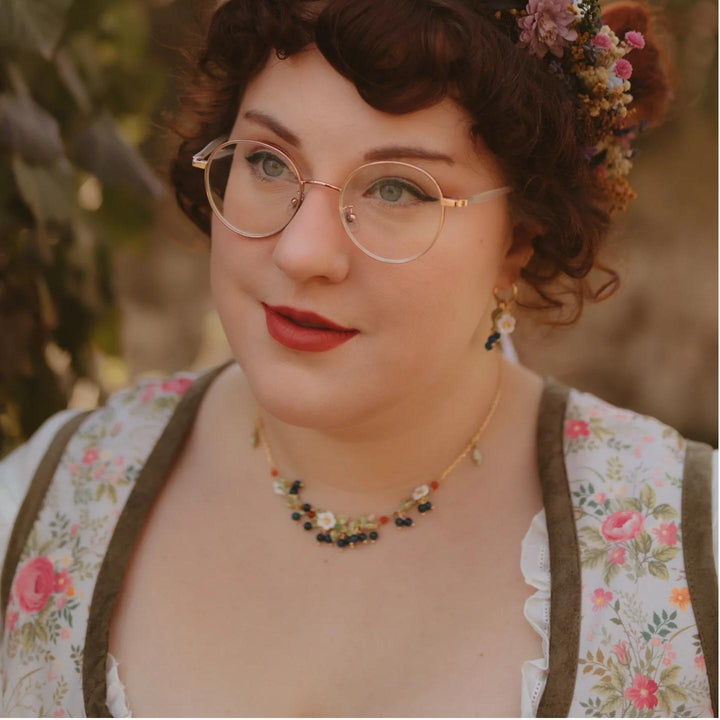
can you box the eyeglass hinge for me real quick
[448,198,468,208]
[192,136,229,169]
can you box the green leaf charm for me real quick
[471,446,483,465]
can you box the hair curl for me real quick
[169,0,673,323]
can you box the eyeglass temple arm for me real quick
[440,186,512,208]
[192,136,229,169]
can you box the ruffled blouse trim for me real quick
[106,653,132,717]
[520,508,551,718]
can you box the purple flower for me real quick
[517,0,579,59]
[614,58,633,80]
[591,33,611,50]
[624,31,645,49]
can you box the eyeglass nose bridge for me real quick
[294,178,356,224]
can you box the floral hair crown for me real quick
[493,0,647,213]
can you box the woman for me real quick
[0,0,716,717]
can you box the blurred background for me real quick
[0,0,717,457]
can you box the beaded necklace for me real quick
[251,362,504,550]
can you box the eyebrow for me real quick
[242,109,455,165]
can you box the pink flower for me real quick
[601,510,644,542]
[69,523,78,538]
[695,654,706,671]
[140,387,155,403]
[564,419,590,439]
[55,594,67,610]
[517,0,578,59]
[594,492,606,503]
[663,648,676,666]
[60,627,71,640]
[651,636,662,647]
[652,522,678,546]
[69,463,79,474]
[114,455,125,466]
[161,377,193,395]
[93,466,105,479]
[5,610,18,631]
[14,557,55,613]
[625,31,645,49]
[614,58,633,80]
[613,641,629,664]
[82,447,99,465]
[591,587,613,611]
[608,546,626,565]
[592,33,611,50]
[53,710,65,717]
[54,569,71,594]
[624,674,658,710]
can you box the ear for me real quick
[496,219,540,288]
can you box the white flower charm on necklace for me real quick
[412,484,431,501]
[317,511,337,531]
[485,284,519,351]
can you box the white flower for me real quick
[496,313,516,335]
[412,484,430,501]
[272,480,285,495]
[317,511,336,531]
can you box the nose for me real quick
[271,182,352,284]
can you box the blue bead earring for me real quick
[485,284,518,351]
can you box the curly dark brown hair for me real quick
[169,0,672,323]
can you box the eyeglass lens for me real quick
[206,140,444,262]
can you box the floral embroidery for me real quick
[1,370,197,717]
[568,390,712,717]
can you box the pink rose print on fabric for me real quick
[56,595,67,610]
[608,546,626,565]
[82,447,99,465]
[652,522,678,546]
[624,673,658,710]
[564,419,590,439]
[69,523,79,538]
[5,610,19,630]
[591,587,613,611]
[613,641,629,664]
[601,510,643,542]
[14,557,55,613]
[161,377,193,395]
[695,654,706,671]
[53,569,71,594]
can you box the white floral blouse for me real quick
[0,366,716,717]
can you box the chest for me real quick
[107,450,544,717]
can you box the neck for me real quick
[254,352,506,513]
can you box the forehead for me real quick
[233,47,498,174]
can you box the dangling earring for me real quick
[485,284,518,351]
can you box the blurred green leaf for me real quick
[0,93,64,163]
[12,155,75,226]
[0,0,74,59]
[73,112,164,198]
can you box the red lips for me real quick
[262,303,358,352]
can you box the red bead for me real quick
[270,468,279,477]
[379,516,389,525]
[430,480,439,490]
[308,510,316,518]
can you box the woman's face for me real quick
[210,46,530,431]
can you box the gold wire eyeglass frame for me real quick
[192,136,513,264]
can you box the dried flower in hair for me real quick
[624,30,645,49]
[592,33,611,50]
[614,58,633,80]
[517,0,579,59]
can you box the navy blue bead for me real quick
[291,512,301,521]
[358,533,367,541]
[418,503,427,513]
[349,534,359,543]
[425,501,432,510]
[292,480,301,488]
[303,521,313,530]
[338,538,347,547]
[289,487,298,494]
[302,503,312,512]
[395,517,404,527]
[369,531,378,540]
[316,533,326,542]
[404,517,413,526]
[485,342,493,350]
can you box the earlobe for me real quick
[498,220,539,286]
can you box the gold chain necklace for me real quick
[251,362,504,551]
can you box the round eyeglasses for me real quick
[192,137,512,264]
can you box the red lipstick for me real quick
[263,304,359,352]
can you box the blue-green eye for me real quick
[365,178,433,204]
[246,151,290,179]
